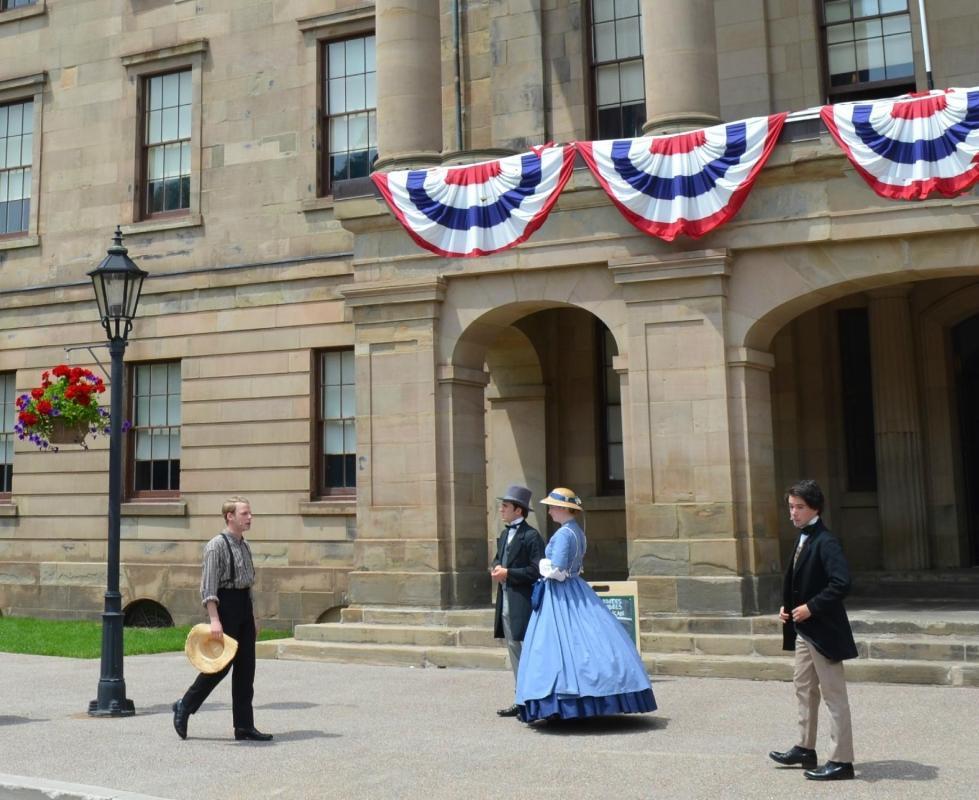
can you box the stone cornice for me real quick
[297,4,375,34]
[608,249,731,285]
[339,279,446,307]
[0,72,46,97]
[121,39,208,68]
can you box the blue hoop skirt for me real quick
[515,575,656,722]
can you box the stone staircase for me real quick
[256,599,979,687]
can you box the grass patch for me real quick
[0,616,291,659]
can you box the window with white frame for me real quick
[590,0,646,139]
[0,99,32,236]
[822,0,915,101]
[322,34,377,194]
[142,70,192,217]
[129,362,181,496]
[317,349,356,495]
[0,372,14,495]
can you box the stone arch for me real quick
[437,272,632,603]
[123,598,173,628]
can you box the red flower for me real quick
[70,367,83,381]
[42,371,49,380]
[76,394,91,406]
[19,412,38,426]
[52,365,70,377]
[31,387,44,399]
[36,400,52,415]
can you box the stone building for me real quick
[1,0,977,630]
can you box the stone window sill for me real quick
[0,502,18,517]
[0,1,46,26]
[301,197,336,213]
[0,235,39,251]
[121,501,188,517]
[121,214,202,236]
[299,500,356,516]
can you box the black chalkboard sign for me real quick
[589,580,641,652]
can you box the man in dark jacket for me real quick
[490,484,544,718]
[770,479,857,780]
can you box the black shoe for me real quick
[234,726,273,741]
[804,761,854,781]
[172,700,188,740]
[769,745,817,769]
[496,704,520,717]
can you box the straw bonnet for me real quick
[540,487,584,511]
[185,623,238,674]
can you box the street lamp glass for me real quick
[88,227,148,341]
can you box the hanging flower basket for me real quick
[47,417,92,445]
[14,365,110,451]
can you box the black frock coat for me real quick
[492,520,544,642]
[781,518,859,662]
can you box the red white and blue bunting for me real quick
[370,86,979,256]
[821,88,979,200]
[577,114,786,241]
[370,145,576,258]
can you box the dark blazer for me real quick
[781,518,858,662]
[493,520,544,642]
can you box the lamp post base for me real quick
[88,697,136,717]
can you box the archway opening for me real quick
[952,314,979,567]
[123,599,173,628]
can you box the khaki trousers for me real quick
[794,635,855,763]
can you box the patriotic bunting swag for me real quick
[820,88,979,200]
[370,85,979,256]
[370,146,576,258]
[577,114,786,242]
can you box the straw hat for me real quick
[185,623,238,674]
[540,487,584,511]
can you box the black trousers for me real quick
[181,588,256,729]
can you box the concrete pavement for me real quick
[0,651,975,800]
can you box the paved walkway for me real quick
[0,651,975,800]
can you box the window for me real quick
[0,99,32,237]
[1,1,36,10]
[129,362,181,497]
[142,70,192,217]
[821,0,915,102]
[322,35,377,194]
[589,0,645,139]
[599,326,624,495]
[0,373,14,496]
[838,309,878,491]
[317,350,356,495]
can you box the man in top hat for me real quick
[491,484,545,717]
[172,496,272,742]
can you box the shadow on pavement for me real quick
[0,716,42,726]
[858,760,939,782]
[529,715,669,736]
[255,701,319,711]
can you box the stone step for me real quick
[642,612,979,638]
[640,632,979,662]
[257,639,979,687]
[340,606,496,628]
[644,653,979,687]
[294,622,505,649]
[256,638,509,670]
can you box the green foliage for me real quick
[0,616,290,659]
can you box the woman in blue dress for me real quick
[515,487,656,722]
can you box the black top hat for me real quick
[497,485,533,513]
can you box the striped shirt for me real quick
[200,530,256,606]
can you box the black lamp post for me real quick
[87,226,147,717]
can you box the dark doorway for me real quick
[953,315,979,566]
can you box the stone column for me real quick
[868,288,930,570]
[339,279,450,607]
[374,0,442,169]
[641,0,721,134]
[610,250,749,616]
[727,347,781,612]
